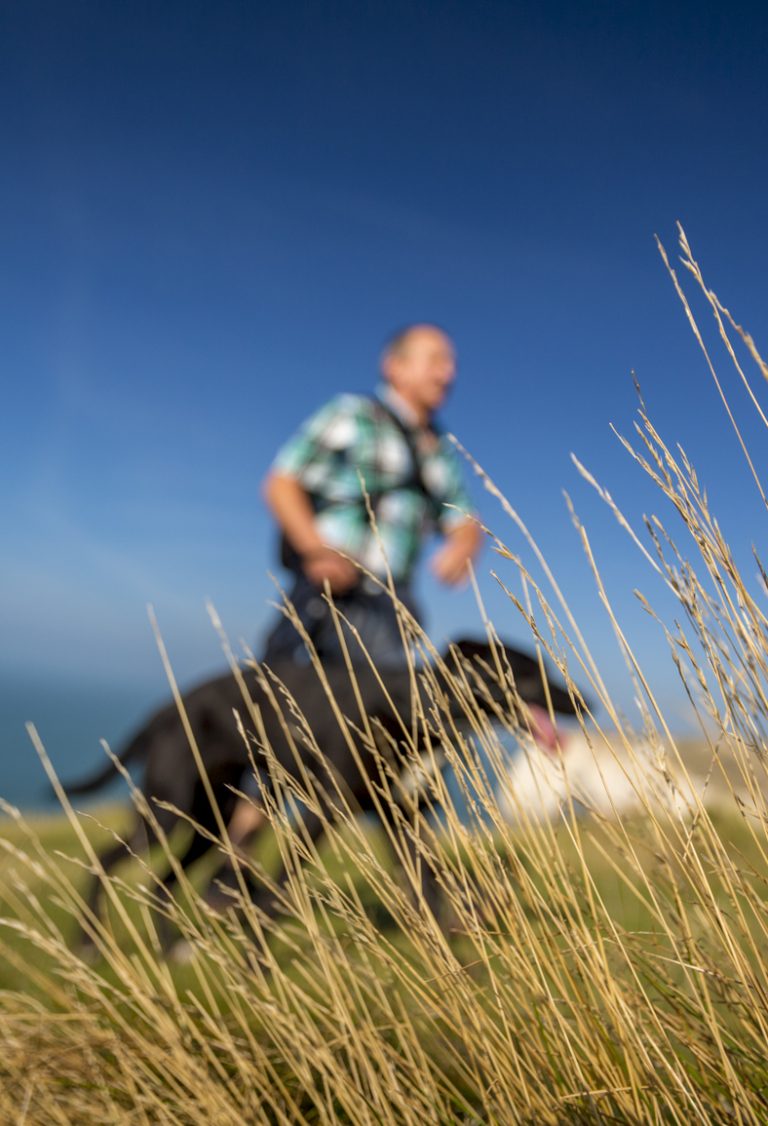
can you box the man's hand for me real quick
[302,545,360,594]
[430,519,482,587]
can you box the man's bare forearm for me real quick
[262,472,325,558]
[448,518,483,556]
[430,516,483,585]
[263,471,360,593]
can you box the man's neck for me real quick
[377,384,430,428]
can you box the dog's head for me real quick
[440,637,584,718]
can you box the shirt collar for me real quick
[375,383,424,429]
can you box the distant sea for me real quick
[0,671,167,812]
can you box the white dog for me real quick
[496,714,741,825]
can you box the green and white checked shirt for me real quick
[271,386,475,585]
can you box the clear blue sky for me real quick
[2,0,767,723]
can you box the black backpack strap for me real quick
[369,395,443,519]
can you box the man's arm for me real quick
[430,517,483,586]
[262,471,359,593]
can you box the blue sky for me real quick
[2,0,767,723]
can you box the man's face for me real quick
[384,327,456,416]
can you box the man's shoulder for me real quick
[304,392,382,429]
[322,392,378,415]
[281,392,380,454]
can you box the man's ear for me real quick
[380,355,398,387]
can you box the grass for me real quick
[3,223,768,1121]
[3,766,768,1121]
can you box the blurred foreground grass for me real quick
[3,786,766,998]
[2,766,768,1123]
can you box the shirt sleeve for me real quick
[432,439,476,532]
[270,395,361,493]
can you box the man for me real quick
[220,325,483,856]
[219,325,482,854]
[261,323,483,668]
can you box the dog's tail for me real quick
[61,725,154,796]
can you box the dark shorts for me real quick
[261,574,421,669]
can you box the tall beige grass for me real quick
[3,224,768,1122]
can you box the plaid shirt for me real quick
[271,386,475,584]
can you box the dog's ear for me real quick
[444,636,584,716]
[448,637,486,661]
[447,637,540,680]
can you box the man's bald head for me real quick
[380,324,456,423]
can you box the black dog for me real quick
[64,639,580,948]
